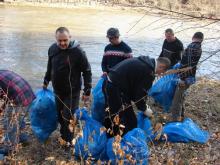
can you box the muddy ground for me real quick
[1,78,220,165]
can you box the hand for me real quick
[143,105,153,117]
[42,84,48,90]
[102,72,108,76]
[178,80,186,87]
[82,95,90,107]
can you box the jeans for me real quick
[170,84,189,121]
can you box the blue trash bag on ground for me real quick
[91,76,106,123]
[148,63,181,112]
[29,89,57,143]
[161,118,209,143]
[74,108,108,160]
[137,112,153,141]
[107,128,149,165]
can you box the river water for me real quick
[0,4,219,89]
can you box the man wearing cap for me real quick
[159,28,184,67]
[170,32,204,121]
[101,28,133,75]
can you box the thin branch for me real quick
[175,20,219,34]
[132,4,220,21]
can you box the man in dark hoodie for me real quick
[170,32,204,121]
[43,27,92,144]
[104,56,170,137]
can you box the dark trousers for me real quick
[55,91,80,143]
[170,84,189,121]
[104,81,137,138]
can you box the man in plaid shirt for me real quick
[0,70,35,109]
[0,70,35,156]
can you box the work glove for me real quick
[143,105,153,118]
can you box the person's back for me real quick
[180,40,202,81]
[160,28,184,67]
[109,56,155,99]
[101,28,132,74]
[0,69,35,106]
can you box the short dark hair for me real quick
[165,28,174,34]
[157,57,171,69]
[107,27,120,38]
[56,27,69,34]
[193,32,204,40]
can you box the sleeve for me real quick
[180,44,202,80]
[80,48,92,96]
[159,40,165,57]
[101,54,108,73]
[43,48,52,86]
[124,45,133,58]
[134,72,154,111]
[177,41,184,61]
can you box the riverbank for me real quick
[2,78,219,164]
[1,0,219,18]
[0,1,133,12]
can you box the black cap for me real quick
[106,28,120,38]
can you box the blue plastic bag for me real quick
[29,89,57,142]
[107,128,149,165]
[148,64,180,112]
[91,76,106,123]
[162,118,209,143]
[0,106,29,156]
[137,112,153,141]
[74,108,108,160]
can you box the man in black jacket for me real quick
[159,28,184,67]
[43,27,92,144]
[104,56,170,137]
[170,32,204,121]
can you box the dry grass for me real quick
[150,0,220,17]
[0,78,218,164]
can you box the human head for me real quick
[156,57,171,75]
[106,27,120,45]
[192,32,204,43]
[165,28,175,42]
[55,27,71,49]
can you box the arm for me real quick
[177,41,184,61]
[101,55,109,73]
[124,45,133,59]
[159,40,165,57]
[43,48,52,87]
[80,49,92,96]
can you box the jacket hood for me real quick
[68,40,80,49]
[138,56,155,70]
[55,40,80,50]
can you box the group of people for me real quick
[0,26,204,145]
